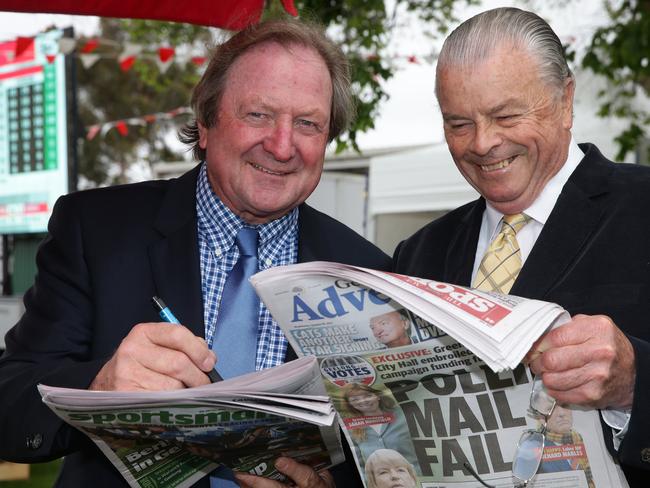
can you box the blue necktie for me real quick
[212,227,260,378]
[209,227,260,487]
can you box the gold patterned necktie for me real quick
[473,213,531,294]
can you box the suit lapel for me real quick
[296,204,327,263]
[148,165,205,338]
[444,199,484,286]
[511,144,611,299]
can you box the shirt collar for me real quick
[195,162,298,252]
[484,137,583,236]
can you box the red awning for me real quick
[0,0,298,30]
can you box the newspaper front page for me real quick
[251,263,629,488]
[39,356,343,488]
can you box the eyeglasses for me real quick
[462,376,556,488]
[511,376,556,487]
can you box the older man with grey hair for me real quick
[394,7,650,487]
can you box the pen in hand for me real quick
[151,296,223,383]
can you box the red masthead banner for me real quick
[0,0,298,30]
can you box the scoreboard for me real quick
[0,29,74,234]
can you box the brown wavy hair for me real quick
[179,18,354,161]
[342,383,397,443]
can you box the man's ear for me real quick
[561,77,575,130]
[198,122,208,149]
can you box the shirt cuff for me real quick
[601,408,631,450]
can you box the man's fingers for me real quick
[529,343,591,375]
[526,315,612,365]
[234,458,334,488]
[90,323,216,391]
[275,458,333,488]
[137,323,217,372]
[233,473,287,488]
[544,373,615,407]
[90,350,186,391]
[135,341,214,387]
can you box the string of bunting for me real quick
[12,31,578,73]
[85,107,192,140]
[56,36,207,72]
[9,34,437,72]
[5,34,475,142]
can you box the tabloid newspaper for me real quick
[250,261,630,488]
[38,356,344,488]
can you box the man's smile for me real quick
[248,161,292,176]
[478,155,516,172]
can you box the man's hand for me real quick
[89,323,216,391]
[234,457,335,488]
[527,314,636,409]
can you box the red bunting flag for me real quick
[280,0,298,16]
[45,54,57,64]
[15,36,34,59]
[86,125,100,141]
[115,121,129,136]
[81,38,99,54]
[119,56,136,71]
[158,47,175,63]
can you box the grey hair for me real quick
[436,7,573,97]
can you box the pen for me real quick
[151,296,223,383]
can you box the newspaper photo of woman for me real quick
[364,449,418,488]
[341,383,421,475]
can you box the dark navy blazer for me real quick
[393,143,650,487]
[0,164,391,487]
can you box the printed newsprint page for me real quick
[39,356,343,488]
[251,262,629,488]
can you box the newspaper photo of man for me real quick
[539,405,595,488]
[369,309,416,348]
[364,449,418,488]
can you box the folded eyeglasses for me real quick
[464,376,556,488]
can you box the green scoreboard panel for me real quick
[0,29,73,234]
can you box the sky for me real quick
[0,2,628,160]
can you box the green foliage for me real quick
[0,459,62,487]
[581,0,650,161]
[76,2,474,185]
[293,0,476,151]
[402,0,477,33]
[76,19,213,186]
[73,1,650,184]
[298,0,393,151]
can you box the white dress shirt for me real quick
[470,137,630,448]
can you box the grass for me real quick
[0,460,61,487]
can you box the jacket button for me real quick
[642,448,650,463]
[26,433,43,450]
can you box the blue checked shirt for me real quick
[196,163,298,370]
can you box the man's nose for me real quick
[263,119,296,162]
[471,121,502,156]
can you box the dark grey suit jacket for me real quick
[393,143,650,487]
[0,164,391,487]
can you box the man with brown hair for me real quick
[0,19,389,488]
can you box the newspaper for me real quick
[250,262,629,488]
[38,356,344,488]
